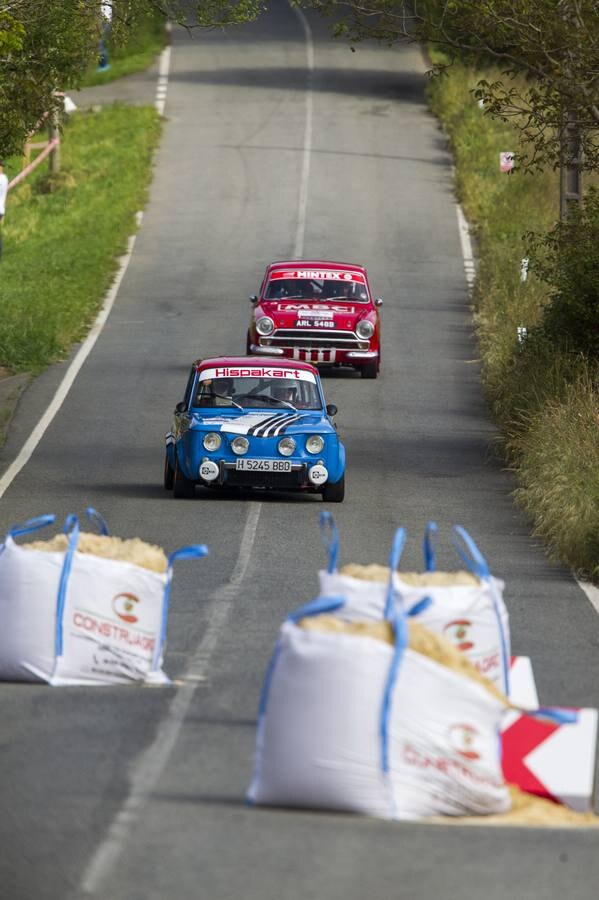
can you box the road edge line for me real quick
[578,580,599,615]
[0,223,141,502]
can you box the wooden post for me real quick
[48,106,60,176]
[559,3,583,218]
[559,110,582,219]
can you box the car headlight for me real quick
[231,436,249,455]
[306,434,324,454]
[356,319,375,339]
[203,432,222,451]
[256,316,275,336]
[278,437,296,457]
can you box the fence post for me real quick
[48,107,61,176]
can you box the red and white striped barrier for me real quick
[501,656,597,811]
[502,707,598,812]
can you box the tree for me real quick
[527,188,599,358]
[1,2,101,157]
[0,1,263,158]
[306,0,599,175]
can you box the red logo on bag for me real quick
[443,618,474,652]
[449,724,481,760]
[112,592,140,624]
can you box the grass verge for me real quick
[427,59,599,582]
[0,105,161,373]
[81,10,167,87]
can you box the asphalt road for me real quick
[1,3,598,899]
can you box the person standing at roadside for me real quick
[0,161,8,260]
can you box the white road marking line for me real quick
[81,502,262,895]
[0,40,172,500]
[456,204,476,291]
[456,203,599,618]
[578,580,599,615]
[0,224,141,501]
[155,44,171,115]
[290,3,314,259]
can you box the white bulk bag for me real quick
[317,514,510,694]
[248,597,510,820]
[0,511,208,685]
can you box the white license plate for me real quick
[235,459,292,472]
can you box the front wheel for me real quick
[164,453,174,490]
[360,361,378,379]
[173,457,195,499]
[322,473,345,503]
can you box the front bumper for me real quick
[222,460,307,489]
[249,344,378,365]
[249,344,285,356]
[198,460,329,491]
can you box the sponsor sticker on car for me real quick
[270,269,365,283]
[199,366,316,383]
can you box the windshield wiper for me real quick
[234,393,296,410]
[210,393,243,410]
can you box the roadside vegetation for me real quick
[427,62,599,582]
[0,105,161,373]
[81,8,167,87]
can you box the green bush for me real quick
[427,57,599,581]
[513,369,599,581]
[527,188,599,359]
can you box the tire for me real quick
[164,453,174,490]
[246,332,252,355]
[360,361,378,379]
[173,457,195,499]
[322,473,345,503]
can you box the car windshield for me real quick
[193,371,322,410]
[265,273,369,303]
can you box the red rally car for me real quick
[247,260,383,379]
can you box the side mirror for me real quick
[175,401,187,414]
[375,297,384,308]
[249,294,258,304]
[326,403,338,417]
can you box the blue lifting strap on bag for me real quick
[85,507,110,535]
[2,514,56,561]
[151,544,209,671]
[424,520,438,572]
[54,514,81,662]
[7,514,56,540]
[319,510,339,574]
[453,525,510,695]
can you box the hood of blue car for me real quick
[189,410,332,437]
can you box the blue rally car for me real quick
[164,357,345,501]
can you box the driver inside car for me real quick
[196,378,235,406]
[271,384,298,406]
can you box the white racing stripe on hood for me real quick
[265,414,306,436]
[255,413,295,436]
[219,413,277,435]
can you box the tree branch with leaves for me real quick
[305,0,599,172]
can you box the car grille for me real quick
[266,329,367,350]
[224,468,306,489]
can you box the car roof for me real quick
[195,356,320,375]
[266,260,367,276]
